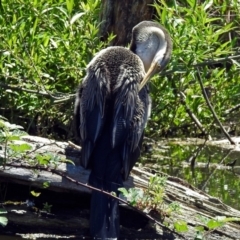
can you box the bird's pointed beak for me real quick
[138,61,159,91]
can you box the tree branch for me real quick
[224,103,240,116]
[0,82,75,102]
[162,53,240,76]
[196,68,235,145]
[201,149,233,190]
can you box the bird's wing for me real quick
[76,66,110,168]
[123,85,151,180]
[112,65,150,180]
[112,65,141,148]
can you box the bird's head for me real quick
[130,21,172,90]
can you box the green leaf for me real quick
[118,188,129,197]
[186,0,197,9]
[194,231,204,240]
[207,219,223,229]
[111,192,116,197]
[174,220,188,232]
[43,182,50,189]
[61,159,75,165]
[0,116,7,121]
[35,154,52,165]
[7,135,20,141]
[9,143,32,153]
[70,12,85,25]
[195,225,204,232]
[66,0,74,14]
[3,122,23,130]
[203,0,213,11]
[31,191,41,197]
[0,216,8,227]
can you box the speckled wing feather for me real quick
[111,64,150,180]
[77,62,111,168]
[111,64,141,148]
[121,85,151,180]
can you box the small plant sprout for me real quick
[119,175,180,219]
[42,202,52,213]
[0,209,8,227]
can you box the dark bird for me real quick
[74,21,172,239]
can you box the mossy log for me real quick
[0,135,240,239]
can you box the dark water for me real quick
[141,138,240,210]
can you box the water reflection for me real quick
[141,139,240,210]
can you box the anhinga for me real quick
[74,21,172,239]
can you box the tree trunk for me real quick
[99,0,154,46]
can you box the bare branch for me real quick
[201,149,233,190]
[193,54,240,67]
[224,103,240,116]
[0,82,52,97]
[196,68,235,145]
[162,53,240,76]
[0,82,75,102]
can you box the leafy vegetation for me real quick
[0,0,239,139]
[42,202,52,213]
[194,215,240,239]
[0,115,28,165]
[147,0,240,138]
[0,0,113,138]
[0,115,74,170]
[0,115,75,227]
[172,214,240,239]
[119,175,181,222]
[1,0,240,237]
[118,174,240,239]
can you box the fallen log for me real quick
[0,135,240,239]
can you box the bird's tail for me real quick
[89,174,122,239]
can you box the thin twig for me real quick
[53,96,75,103]
[224,103,240,116]
[196,68,235,145]
[187,139,208,169]
[162,53,240,76]
[68,141,81,150]
[0,82,52,97]
[0,82,75,101]
[193,54,240,67]
[201,149,233,190]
